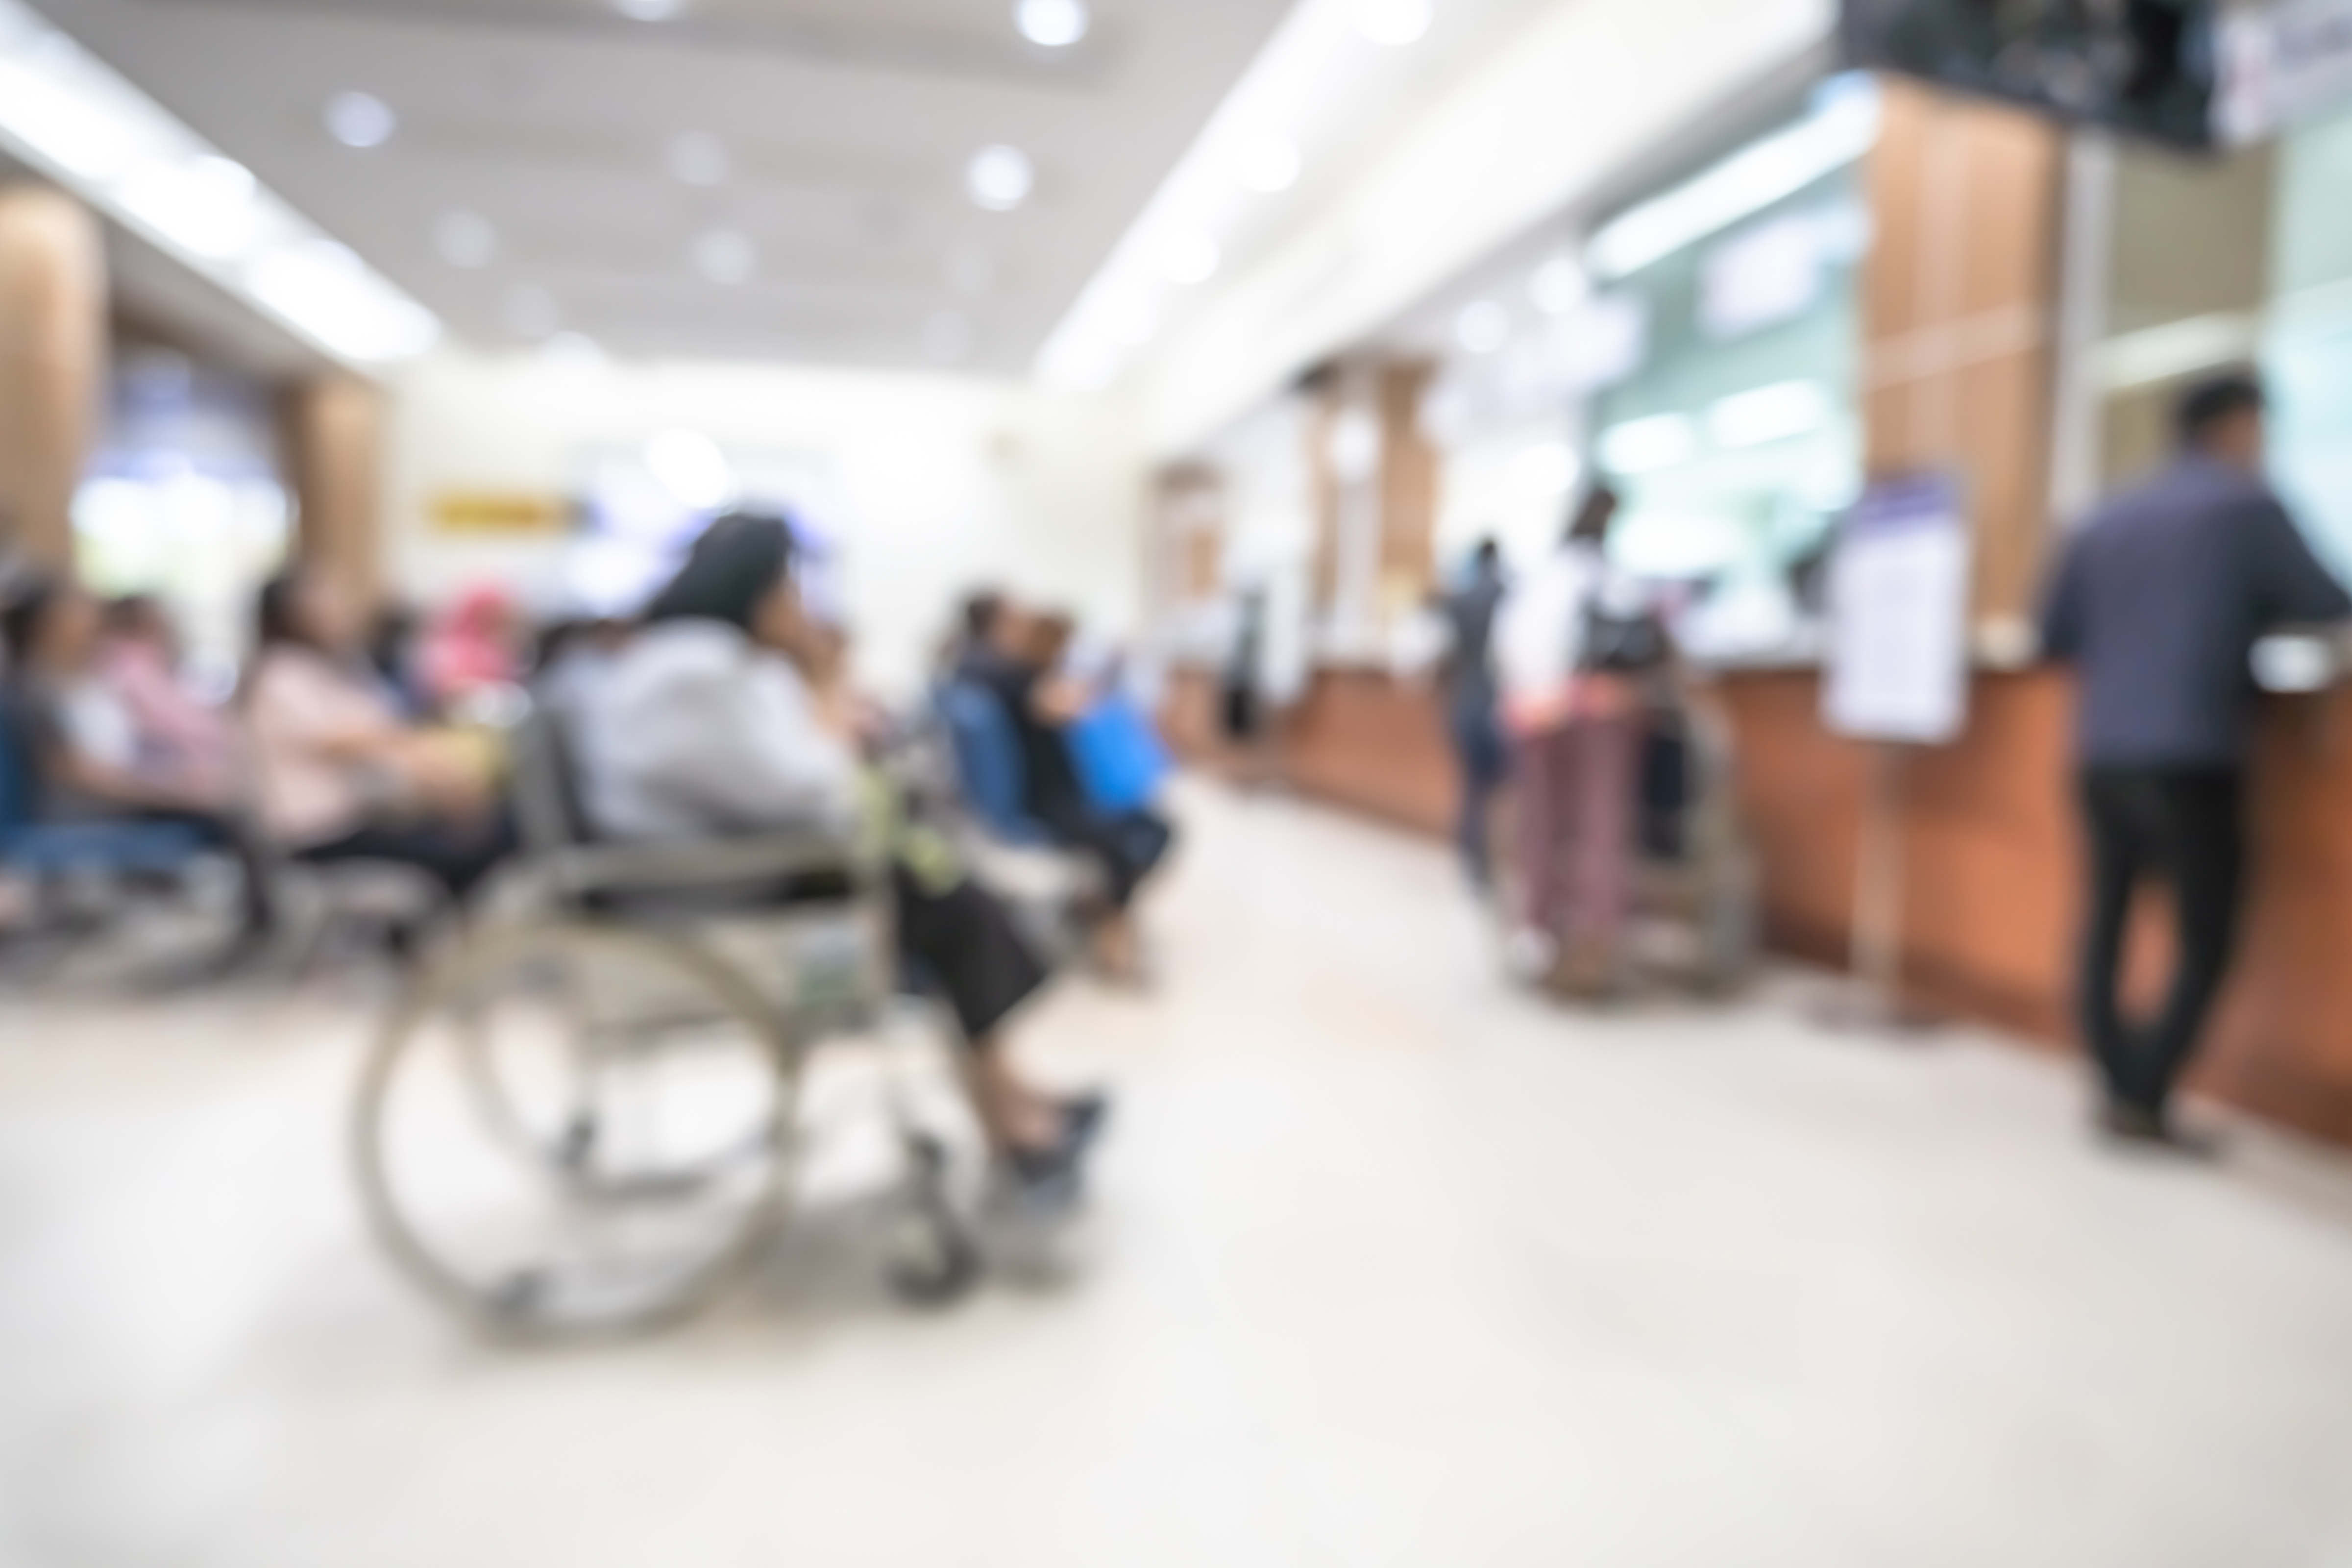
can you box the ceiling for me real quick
[25,0,1295,374]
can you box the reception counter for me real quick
[1162,665,2352,1147]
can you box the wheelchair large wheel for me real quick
[352,920,801,1339]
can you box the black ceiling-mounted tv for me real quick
[1841,0,2219,147]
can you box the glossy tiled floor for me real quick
[5,780,2352,1567]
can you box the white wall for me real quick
[385,350,1147,700]
[1134,0,1833,455]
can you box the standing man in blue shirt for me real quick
[2041,371,2351,1152]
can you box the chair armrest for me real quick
[539,833,878,899]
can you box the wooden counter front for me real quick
[1163,664,2352,1147]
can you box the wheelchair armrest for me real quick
[537,833,879,900]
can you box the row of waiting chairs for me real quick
[0,706,446,985]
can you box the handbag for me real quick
[1579,600,1668,674]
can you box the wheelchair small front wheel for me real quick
[352,919,801,1339]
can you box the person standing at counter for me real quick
[1436,539,1509,889]
[1494,486,1652,998]
[2040,371,2352,1153]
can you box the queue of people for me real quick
[1435,369,2346,1158]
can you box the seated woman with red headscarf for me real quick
[417,583,524,716]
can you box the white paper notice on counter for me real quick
[1823,473,1972,745]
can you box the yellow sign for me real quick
[428,492,573,537]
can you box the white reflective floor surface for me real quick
[5,779,2352,1568]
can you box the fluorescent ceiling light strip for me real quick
[1034,0,1365,389]
[1588,76,1880,282]
[0,0,438,368]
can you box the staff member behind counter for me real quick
[2041,370,2352,1155]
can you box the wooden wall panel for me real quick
[1375,361,1438,611]
[1862,78,2065,627]
[1164,660,2352,1148]
[282,376,387,611]
[0,186,106,569]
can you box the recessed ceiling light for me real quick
[694,228,755,284]
[614,0,684,19]
[1511,440,1581,498]
[117,156,260,260]
[1105,296,1158,347]
[1015,0,1089,48]
[1454,299,1508,353]
[541,331,605,367]
[1355,0,1432,47]
[644,429,735,510]
[1159,231,1220,286]
[923,310,976,365]
[1527,256,1585,314]
[503,282,561,338]
[667,130,727,187]
[1232,134,1301,194]
[945,245,995,296]
[324,91,394,149]
[433,209,497,269]
[966,145,1034,213]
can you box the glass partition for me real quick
[1583,79,1873,662]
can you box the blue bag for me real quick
[1067,696,1173,813]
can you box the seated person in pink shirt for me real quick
[97,594,239,807]
[244,569,510,902]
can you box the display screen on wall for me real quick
[1841,0,2218,147]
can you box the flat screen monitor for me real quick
[1841,0,2219,147]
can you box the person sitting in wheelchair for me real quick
[578,514,1102,1193]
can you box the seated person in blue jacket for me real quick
[578,514,1102,1191]
[0,574,273,947]
[964,598,1173,983]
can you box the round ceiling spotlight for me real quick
[614,0,685,19]
[1232,134,1301,194]
[540,331,605,368]
[644,429,736,511]
[667,130,728,187]
[1015,0,1089,48]
[503,283,561,339]
[325,91,395,149]
[1355,0,1432,46]
[945,244,996,296]
[693,228,755,284]
[433,209,497,269]
[1527,256,1586,315]
[922,310,976,365]
[1454,298,1509,354]
[966,145,1035,213]
[1105,296,1158,348]
[1158,231,1221,286]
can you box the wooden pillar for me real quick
[1149,462,1225,621]
[1862,77,2066,635]
[0,185,107,571]
[282,375,386,610]
[1307,357,1439,653]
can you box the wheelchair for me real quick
[350,705,1001,1341]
